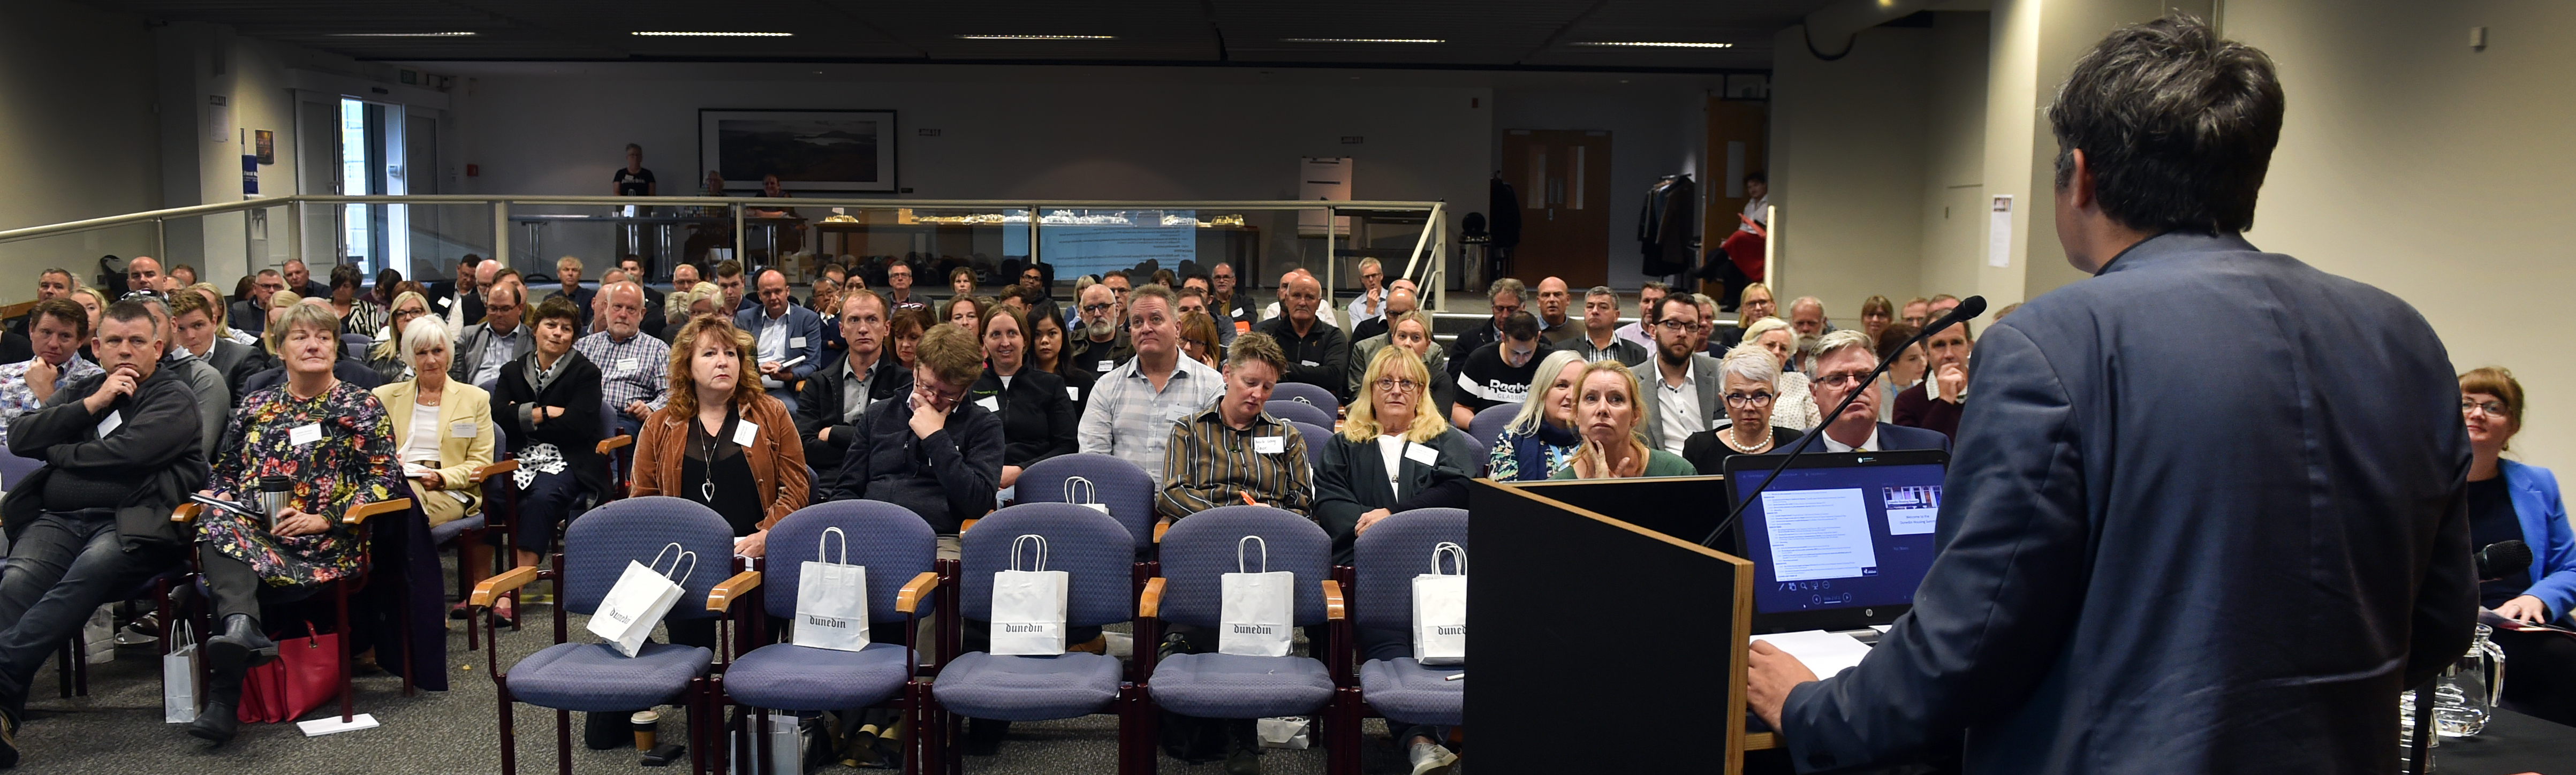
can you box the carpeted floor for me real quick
[7,591,1428,774]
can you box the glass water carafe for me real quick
[2434,624,2507,738]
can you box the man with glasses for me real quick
[452,285,533,387]
[1343,287,1422,392]
[1892,318,1973,440]
[1449,310,1552,428]
[1078,285,1226,485]
[1778,329,1950,455]
[1570,286,1648,367]
[1252,272,1353,402]
[1345,257,1389,331]
[1102,270,1134,328]
[735,268,825,413]
[1210,262,1251,335]
[575,282,671,436]
[824,321,1003,558]
[234,270,289,339]
[797,290,910,476]
[1018,264,1047,299]
[1066,283,1132,374]
[1180,274,1234,345]
[1637,294,1724,455]
[884,261,924,311]
[1448,278,1527,381]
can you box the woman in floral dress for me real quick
[186,302,398,744]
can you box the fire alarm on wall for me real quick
[465,163,480,177]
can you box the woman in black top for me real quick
[970,305,1075,492]
[2460,366,2576,725]
[1314,346,1482,564]
[1683,345,1806,475]
[1024,301,1097,417]
[492,296,609,612]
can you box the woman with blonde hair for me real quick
[1551,360,1694,480]
[1486,350,1588,481]
[1315,346,1482,560]
[1713,282,1777,352]
[363,290,434,382]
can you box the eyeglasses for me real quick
[2464,400,2511,418]
[119,290,162,302]
[1082,303,1114,313]
[1723,392,1775,408]
[1814,372,1872,389]
[1653,320,1696,332]
[1373,377,1421,393]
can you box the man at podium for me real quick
[1746,16,2476,774]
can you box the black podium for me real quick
[1469,477,1754,773]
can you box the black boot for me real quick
[584,710,630,750]
[189,674,244,744]
[965,717,1010,756]
[0,709,20,768]
[204,614,276,671]
[1223,719,1263,775]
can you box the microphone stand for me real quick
[1699,297,1985,548]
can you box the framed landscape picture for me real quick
[698,109,897,193]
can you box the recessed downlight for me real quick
[631,31,794,37]
[955,34,1117,40]
[330,32,478,37]
[1277,38,1444,44]
[1570,41,1734,48]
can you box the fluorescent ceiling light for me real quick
[1571,41,1734,48]
[329,32,478,37]
[954,34,1117,40]
[1278,38,1444,44]
[631,31,794,37]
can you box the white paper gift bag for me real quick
[1411,542,1467,666]
[989,534,1071,656]
[792,527,872,652]
[1219,536,1296,657]
[587,542,697,657]
[1064,476,1110,515]
[163,620,199,724]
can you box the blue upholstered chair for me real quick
[931,503,1143,773]
[472,496,734,775]
[1331,507,1468,773]
[707,500,940,775]
[340,332,373,360]
[1139,506,1345,767]
[1015,454,1158,555]
[594,396,635,502]
[1269,382,1340,418]
[0,449,42,492]
[1467,405,1520,460]
[1287,420,1332,471]
[1264,399,1336,429]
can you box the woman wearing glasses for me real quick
[363,291,435,383]
[1316,346,1483,561]
[2458,367,2576,725]
[1683,346,1808,474]
[1742,316,1821,431]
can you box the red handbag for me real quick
[234,623,343,724]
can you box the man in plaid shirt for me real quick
[1075,285,1223,485]
[573,282,669,435]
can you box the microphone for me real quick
[1700,296,1987,548]
[2477,540,2533,582]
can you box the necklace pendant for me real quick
[701,480,715,502]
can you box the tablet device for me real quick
[1723,450,1950,634]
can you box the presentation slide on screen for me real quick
[1881,484,1941,536]
[1763,488,1880,582]
[1002,210,1198,278]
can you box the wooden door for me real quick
[1499,129,1612,288]
[1704,97,1769,299]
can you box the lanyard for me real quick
[699,402,739,503]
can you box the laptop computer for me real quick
[1723,450,1950,636]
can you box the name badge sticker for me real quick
[96,412,123,437]
[1404,444,1439,466]
[975,396,1001,413]
[1253,435,1286,454]
[616,358,639,374]
[289,423,323,446]
[732,420,761,447]
[450,421,478,439]
[789,337,807,349]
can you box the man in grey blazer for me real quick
[1637,294,1723,455]
[451,285,532,388]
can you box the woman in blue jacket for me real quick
[2461,367,2576,724]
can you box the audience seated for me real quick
[1023,301,1096,416]
[577,281,671,437]
[1314,346,1479,563]
[1257,269,1335,329]
[1533,276,1578,343]
[0,299,204,765]
[971,305,1075,491]
[1858,294,1896,341]
[491,297,611,622]
[1487,351,1586,481]
[1445,278,1524,379]
[713,260,751,311]
[1448,310,1554,429]
[425,256,479,334]
[1154,331,1313,522]
[1872,323,1923,423]
[632,315,808,557]
[1783,330,1952,455]
[1568,285,1648,366]
[542,256,594,328]
[362,291,432,384]
[132,295,229,460]
[1345,257,1388,333]
[1251,271,1351,404]
[733,268,824,413]
[1683,345,1808,473]
[0,299,103,445]
[1612,281,1667,353]
[1078,285,1223,486]
[1711,282,1775,354]
[941,294,990,332]
[193,300,399,744]
[170,287,270,407]
[1636,292,1726,457]
[1891,315,1972,439]
[1066,282,1132,374]
[1741,316,1821,431]
[1177,310,1223,368]
[1785,295,1831,373]
[323,263,387,338]
[823,322,1002,558]
[883,261,927,311]
[1344,285,1417,370]
[888,306,930,371]
[1550,360,1695,480]
[371,316,491,530]
[2458,367,2576,725]
[452,285,532,388]
[794,289,908,475]
[4,269,75,339]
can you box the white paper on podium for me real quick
[1750,630,1874,679]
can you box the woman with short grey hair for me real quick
[1742,316,1820,430]
[1683,345,1810,474]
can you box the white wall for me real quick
[1769,23,1938,324]
[2227,0,2576,464]
[0,0,160,291]
[1492,86,1707,291]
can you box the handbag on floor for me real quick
[588,542,697,657]
[791,527,870,653]
[1218,536,1295,657]
[1412,542,1467,666]
[236,622,341,724]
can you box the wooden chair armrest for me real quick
[707,570,762,613]
[1152,520,1170,544]
[171,503,203,524]
[471,566,541,606]
[959,518,979,535]
[596,435,634,455]
[1323,579,1346,621]
[344,498,412,525]
[1139,577,1167,619]
[896,571,940,614]
[469,459,521,484]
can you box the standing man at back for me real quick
[1748,17,2476,774]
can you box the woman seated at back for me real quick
[942,294,988,331]
[1024,301,1097,415]
[1487,351,1588,481]
[191,301,399,743]
[1552,360,1694,480]
[1742,316,1820,431]
[1177,311,1223,369]
[363,291,434,383]
[1316,346,1482,561]
[970,305,1074,490]
[371,316,492,529]
[634,315,808,558]
[2459,366,2576,725]
[489,297,609,622]
[1683,345,1807,473]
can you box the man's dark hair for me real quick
[996,285,1029,304]
[459,254,484,269]
[1744,171,1766,186]
[29,298,88,340]
[2049,14,2283,235]
[102,299,156,328]
[329,263,363,291]
[1653,293,1698,324]
[625,143,641,154]
[1500,310,1541,341]
[715,259,745,279]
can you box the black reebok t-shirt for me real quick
[613,167,656,196]
[1452,340,1552,417]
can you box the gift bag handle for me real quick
[1237,535,1269,574]
[1431,542,1466,576]
[1064,475,1096,505]
[648,542,700,586]
[817,527,850,566]
[1010,533,1050,572]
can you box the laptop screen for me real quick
[1725,451,1949,632]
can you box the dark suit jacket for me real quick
[1773,421,1953,457]
[228,300,266,338]
[494,351,610,498]
[1312,427,1481,564]
[204,339,272,407]
[1777,233,2477,774]
[967,367,1075,470]
[792,352,912,473]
